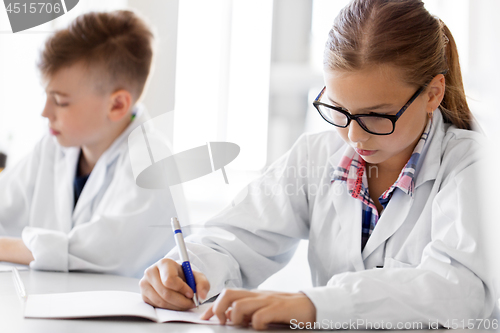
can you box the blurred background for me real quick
[1,0,499,291]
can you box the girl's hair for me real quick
[325,0,471,130]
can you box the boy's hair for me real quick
[38,10,154,102]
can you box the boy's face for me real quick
[41,62,112,148]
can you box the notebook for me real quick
[24,290,219,324]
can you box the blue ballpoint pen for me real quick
[171,217,200,308]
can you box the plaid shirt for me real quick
[331,119,432,250]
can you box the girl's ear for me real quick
[108,89,132,122]
[425,74,446,113]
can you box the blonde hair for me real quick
[38,10,154,102]
[325,0,471,129]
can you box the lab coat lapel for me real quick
[362,190,413,260]
[328,150,365,272]
[56,145,79,232]
[72,106,145,222]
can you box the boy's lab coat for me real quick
[167,109,497,325]
[0,106,178,278]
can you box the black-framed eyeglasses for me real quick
[313,85,424,135]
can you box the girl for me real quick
[139,0,496,329]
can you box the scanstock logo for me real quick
[3,0,79,33]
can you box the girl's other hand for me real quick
[200,289,316,330]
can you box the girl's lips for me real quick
[49,128,60,136]
[355,148,377,156]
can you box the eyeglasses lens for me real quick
[316,105,393,134]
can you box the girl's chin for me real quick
[359,153,378,162]
[359,153,387,166]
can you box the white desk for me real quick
[0,269,493,332]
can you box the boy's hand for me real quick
[200,289,316,330]
[139,258,210,310]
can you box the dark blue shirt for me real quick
[73,173,90,207]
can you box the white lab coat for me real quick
[166,109,497,326]
[0,106,178,278]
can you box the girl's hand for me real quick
[139,258,210,310]
[200,289,316,330]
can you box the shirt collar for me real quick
[332,117,433,201]
[380,118,432,199]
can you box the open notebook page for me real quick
[24,290,220,324]
[24,290,218,324]
[25,291,159,321]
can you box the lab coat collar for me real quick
[325,108,446,263]
[71,104,148,220]
[413,108,445,189]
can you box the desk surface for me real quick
[0,269,494,333]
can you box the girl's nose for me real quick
[348,120,370,143]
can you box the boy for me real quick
[0,10,178,278]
